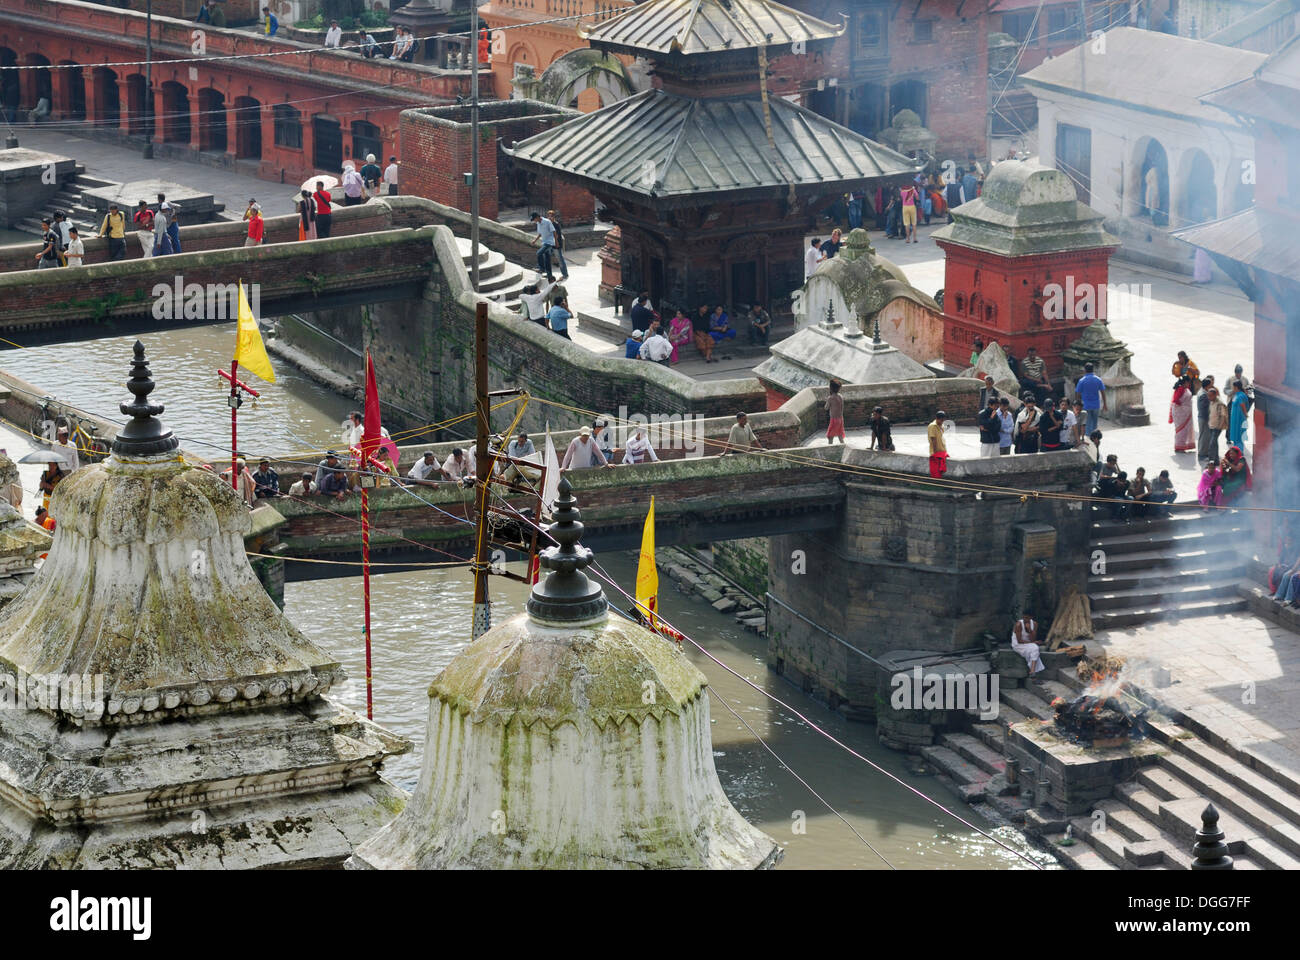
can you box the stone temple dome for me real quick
[351,479,780,869]
[0,342,408,869]
[934,159,1116,257]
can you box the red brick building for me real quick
[935,160,1118,374]
[398,100,594,223]
[0,0,485,186]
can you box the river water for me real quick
[0,329,1052,870]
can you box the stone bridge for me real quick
[0,203,438,345]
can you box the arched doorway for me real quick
[92,68,120,129]
[125,74,150,137]
[24,55,52,110]
[197,88,226,153]
[351,119,381,165]
[1134,137,1169,225]
[313,114,342,171]
[0,48,19,123]
[1180,149,1217,225]
[161,81,190,144]
[889,79,927,126]
[58,62,86,121]
[233,96,262,160]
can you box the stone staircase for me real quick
[455,236,528,312]
[921,656,1300,869]
[1086,504,1247,629]
[14,165,115,237]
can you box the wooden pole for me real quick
[471,300,491,639]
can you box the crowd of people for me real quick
[1164,350,1254,508]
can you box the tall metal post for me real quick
[469,4,481,292]
[143,0,154,159]
[471,300,492,639]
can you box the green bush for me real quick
[294,8,386,32]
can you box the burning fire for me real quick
[1052,656,1147,746]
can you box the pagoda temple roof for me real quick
[577,0,844,57]
[505,89,918,205]
[1174,208,1300,283]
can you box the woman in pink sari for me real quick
[1170,376,1196,452]
[667,309,692,364]
[1197,461,1224,507]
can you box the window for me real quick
[912,19,934,43]
[273,104,302,149]
[859,13,883,50]
[1001,12,1037,42]
[1047,6,1081,43]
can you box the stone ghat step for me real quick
[1145,715,1300,828]
[1136,762,1300,859]
[1088,580,1243,612]
[1089,508,1222,538]
[999,686,1056,722]
[1089,527,1240,557]
[1091,544,1242,574]
[938,732,1005,777]
[1089,563,1245,594]
[1090,596,1245,629]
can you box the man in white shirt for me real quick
[53,425,79,471]
[804,238,821,280]
[442,447,476,481]
[639,330,673,365]
[287,472,316,496]
[64,228,85,268]
[561,427,612,471]
[725,412,762,454]
[406,451,441,485]
[622,426,659,464]
[383,156,399,195]
[324,19,343,48]
[342,411,363,450]
[519,278,554,324]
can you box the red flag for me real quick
[362,353,401,471]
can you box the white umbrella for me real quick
[299,174,340,194]
[18,449,72,466]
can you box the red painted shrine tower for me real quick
[934,160,1119,377]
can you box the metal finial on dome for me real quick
[112,340,178,457]
[527,476,607,623]
[872,314,881,344]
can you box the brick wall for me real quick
[398,101,594,223]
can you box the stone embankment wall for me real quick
[659,547,768,636]
[710,538,770,600]
[767,447,1093,718]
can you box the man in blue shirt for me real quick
[625,329,644,358]
[1075,362,1107,434]
[547,296,572,340]
[961,170,979,205]
[262,7,278,36]
[531,211,557,281]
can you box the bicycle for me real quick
[31,397,111,463]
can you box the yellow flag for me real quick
[234,282,275,384]
[636,496,657,628]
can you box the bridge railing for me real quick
[7,0,485,100]
[0,202,398,274]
